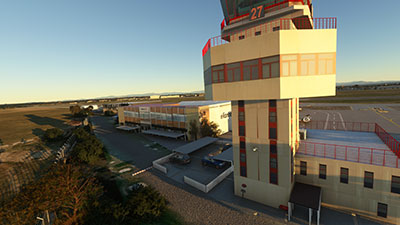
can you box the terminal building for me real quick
[202,0,399,224]
[118,101,231,140]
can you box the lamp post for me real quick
[253,147,260,180]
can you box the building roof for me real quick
[142,129,185,139]
[173,137,218,155]
[289,182,321,210]
[178,101,230,107]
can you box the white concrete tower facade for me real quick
[202,0,337,208]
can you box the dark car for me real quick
[202,156,226,169]
[170,153,191,165]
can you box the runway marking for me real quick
[324,113,330,130]
[372,109,400,129]
[337,112,347,131]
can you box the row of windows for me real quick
[204,53,336,85]
[300,162,400,194]
[124,111,186,122]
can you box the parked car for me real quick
[128,182,148,191]
[170,153,191,165]
[202,156,226,169]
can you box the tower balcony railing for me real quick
[202,17,337,57]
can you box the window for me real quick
[270,172,277,184]
[227,62,241,82]
[239,125,245,136]
[364,171,374,189]
[300,161,307,176]
[262,56,280,78]
[340,167,349,184]
[238,100,244,108]
[377,203,387,218]
[319,164,326,179]
[212,65,224,83]
[269,128,277,139]
[243,59,259,80]
[282,55,298,77]
[255,31,261,36]
[270,141,278,185]
[318,53,335,75]
[269,111,276,122]
[240,152,246,162]
[300,54,316,76]
[269,100,277,107]
[240,140,246,149]
[270,144,277,154]
[270,157,277,169]
[391,176,400,194]
[239,111,245,122]
[239,35,245,40]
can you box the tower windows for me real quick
[377,203,388,218]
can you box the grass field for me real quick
[0,106,71,145]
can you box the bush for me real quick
[44,128,64,142]
[0,138,3,146]
[72,128,104,165]
[125,186,167,223]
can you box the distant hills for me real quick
[336,80,400,87]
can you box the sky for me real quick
[0,0,399,104]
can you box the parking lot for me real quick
[164,143,232,185]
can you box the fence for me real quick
[152,153,174,174]
[202,17,337,56]
[184,165,234,193]
[375,124,400,157]
[297,142,399,169]
[300,121,376,132]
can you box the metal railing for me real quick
[375,124,400,157]
[297,141,399,169]
[300,121,376,133]
[202,17,337,56]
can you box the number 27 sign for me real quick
[250,5,265,21]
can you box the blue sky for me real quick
[0,0,399,104]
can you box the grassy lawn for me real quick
[0,106,71,145]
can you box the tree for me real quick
[71,128,105,165]
[200,118,221,138]
[44,128,64,142]
[0,164,102,225]
[104,110,116,117]
[188,120,199,140]
[0,138,3,146]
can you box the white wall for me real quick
[208,103,232,134]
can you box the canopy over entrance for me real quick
[288,182,322,225]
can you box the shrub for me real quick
[72,128,104,165]
[44,128,64,142]
[125,186,167,223]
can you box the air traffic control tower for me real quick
[202,0,337,208]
